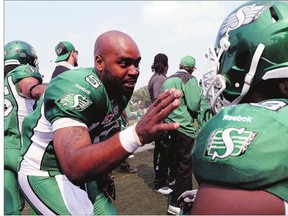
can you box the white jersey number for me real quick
[4,86,13,117]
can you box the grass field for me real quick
[22,147,198,215]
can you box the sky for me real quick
[4,1,247,90]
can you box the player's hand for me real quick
[178,189,197,215]
[178,189,198,203]
[135,88,182,144]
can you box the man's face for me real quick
[100,48,141,95]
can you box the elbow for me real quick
[62,162,87,186]
[64,169,86,186]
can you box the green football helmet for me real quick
[203,1,288,113]
[4,40,38,68]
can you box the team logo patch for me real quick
[206,128,257,160]
[219,3,272,37]
[59,92,92,111]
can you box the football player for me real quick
[17,30,182,215]
[180,1,288,214]
[4,40,47,214]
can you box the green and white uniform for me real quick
[192,99,288,202]
[163,70,201,138]
[4,64,42,214]
[18,67,131,215]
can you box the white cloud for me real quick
[135,1,231,89]
[142,1,224,26]
[139,1,228,57]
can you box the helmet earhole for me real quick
[270,7,279,23]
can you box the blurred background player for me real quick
[148,53,175,195]
[162,55,201,214]
[4,40,46,214]
[51,41,78,79]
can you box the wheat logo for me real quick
[206,128,257,160]
[219,3,272,37]
[60,92,92,111]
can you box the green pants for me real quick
[18,173,117,215]
[4,148,24,215]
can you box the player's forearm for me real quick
[73,142,129,185]
[55,127,131,185]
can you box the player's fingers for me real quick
[148,88,182,119]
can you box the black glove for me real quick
[97,174,116,201]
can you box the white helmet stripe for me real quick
[262,67,288,80]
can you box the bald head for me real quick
[93,30,141,97]
[94,30,140,59]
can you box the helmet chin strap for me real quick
[230,43,265,105]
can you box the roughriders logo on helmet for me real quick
[219,3,272,37]
[202,1,288,114]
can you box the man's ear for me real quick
[95,55,104,71]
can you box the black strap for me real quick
[28,83,40,99]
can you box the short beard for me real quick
[102,68,123,99]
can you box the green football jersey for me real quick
[19,67,131,176]
[4,64,42,150]
[162,70,201,138]
[192,99,288,202]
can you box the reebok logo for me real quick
[223,115,252,123]
[75,83,91,95]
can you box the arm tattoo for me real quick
[61,126,85,153]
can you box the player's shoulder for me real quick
[51,67,101,86]
[8,64,33,74]
[62,67,96,78]
[226,99,288,115]
[7,64,41,83]
[249,99,288,111]
[46,67,105,101]
[215,99,288,124]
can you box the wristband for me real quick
[119,124,143,153]
[28,83,40,99]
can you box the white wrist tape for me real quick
[119,124,143,153]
